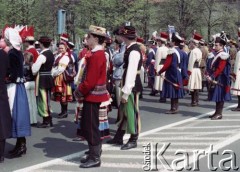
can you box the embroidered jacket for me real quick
[78,45,109,102]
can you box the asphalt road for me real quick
[1,87,240,172]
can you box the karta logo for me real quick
[142,143,239,171]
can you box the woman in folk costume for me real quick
[207,35,231,120]
[158,33,185,114]
[52,42,75,118]
[107,25,142,150]
[73,45,110,142]
[4,28,31,158]
[32,36,55,128]
[0,37,12,163]
[187,33,203,106]
[74,25,110,168]
[154,32,169,102]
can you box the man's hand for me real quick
[121,97,128,104]
[74,89,83,99]
[206,75,212,81]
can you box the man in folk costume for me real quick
[4,28,31,158]
[205,45,215,101]
[231,30,240,111]
[32,36,55,128]
[146,31,158,95]
[24,36,39,63]
[107,25,142,150]
[199,39,209,92]
[179,38,189,87]
[158,33,185,114]
[74,25,109,168]
[154,32,169,102]
[78,34,88,61]
[23,36,39,125]
[187,33,203,106]
[207,34,231,120]
[111,27,126,107]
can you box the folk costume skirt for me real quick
[7,83,31,138]
[52,74,73,102]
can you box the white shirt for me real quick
[51,52,75,77]
[121,42,141,100]
[31,49,48,75]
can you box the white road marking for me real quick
[149,130,237,135]
[169,125,240,129]
[14,104,238,172]
[141,137,225,140]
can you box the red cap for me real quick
[159,32,168,42]
[60,33,69,42]
[136,37,144,43]
[190,33,202,43]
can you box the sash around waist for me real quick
[39,71,52,76]
[160,59,166,65]
[193,61,200,68]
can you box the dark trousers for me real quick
[81,101,101,146]
[0,139,5,157]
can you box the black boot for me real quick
[211,102,223,120]
[106,128,125,145]
[231,96,240,111]
[159,91,166,103]
[209,102,218,118]
[121,134,138,150]
[166,98,178,114]
[149,89,158,96]
[10,137,27,158]
[190,90,198,106]
[81,148,102,163]
[196,90,199,104]
[165,99,174,114]
[38,116,53,128]
[80,144,101,168]
[0,140,5,163]
[58,103,68,118]
[8,139,20,155]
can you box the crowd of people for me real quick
[0,22,240,169]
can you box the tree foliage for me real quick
[0,0,239,43]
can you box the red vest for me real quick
[26,47,39,63]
